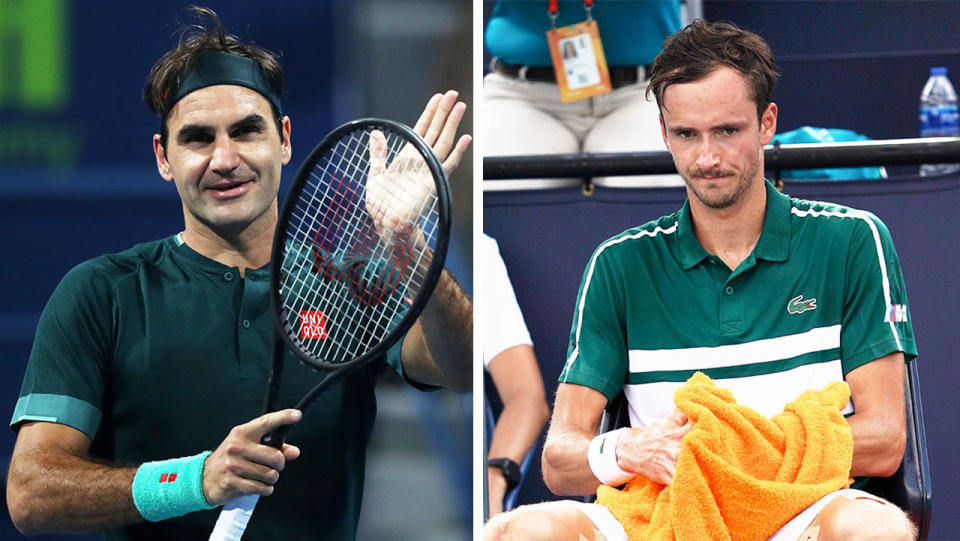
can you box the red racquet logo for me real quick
[300,310,328,339]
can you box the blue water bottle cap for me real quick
[931,66,948,76]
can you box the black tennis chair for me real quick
[594,360,932,539]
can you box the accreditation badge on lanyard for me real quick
[545,0,612,103]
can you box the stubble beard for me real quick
[185,181,279,242]
[682,153,761,210]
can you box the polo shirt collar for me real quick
[676,199,711,270]
[675,179,791,270]
[753,179,791,262]
[167,234,271,279]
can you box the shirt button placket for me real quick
[719,282,742,335]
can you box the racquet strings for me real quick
[280,126,440,366]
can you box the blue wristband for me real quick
[132,451,216,522]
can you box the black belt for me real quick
[490,57,648,89]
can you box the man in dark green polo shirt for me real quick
[484,20,916,541]
[6,7,472,541]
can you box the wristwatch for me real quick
[487,457,521,489]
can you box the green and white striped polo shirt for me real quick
[560,181,917,427]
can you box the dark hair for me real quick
[647,20,779,121]
[144,6,285,150]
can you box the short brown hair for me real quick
[647,20,779,121]
[144,6,285,149]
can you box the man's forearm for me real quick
[541,429,601,496]
[488,394,550,464]
[542,384,611,496]
[417,268,473,391]
[845,353,907,479]
[7,449,142,535]
[848,413,906,478]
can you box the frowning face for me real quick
[660,66,777,212]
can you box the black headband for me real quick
[164,50,282,115]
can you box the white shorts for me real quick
[483,72,683,187]
[767,488,876,540]
[562,500,629,540]
[568,489,875,541]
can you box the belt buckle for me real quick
[610,67,625,88]
[610,66,645,89]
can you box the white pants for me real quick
[566,489,874,541]
[483,71,683,187]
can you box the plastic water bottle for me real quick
[919,66,960,176]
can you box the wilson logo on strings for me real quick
[309,247,406,308]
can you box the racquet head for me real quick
[271,118,450,371]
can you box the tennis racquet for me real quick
[208,118,451,540]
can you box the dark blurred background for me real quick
[0,1,472,540]
[713,0,960,177]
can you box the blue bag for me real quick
[771,127,886,181]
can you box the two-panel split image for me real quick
[0,1,955,540]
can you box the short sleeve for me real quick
[386,284,441,391]
[482,235,533,368]
[558,244,628,401]
[384,312,441,393]
[840,213,918,374]
[10,263,113,438]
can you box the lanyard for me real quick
[548,0,594,28]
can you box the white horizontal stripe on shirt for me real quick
[628,325,841,373]
[624,359,851,428]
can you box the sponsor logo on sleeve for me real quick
[884,303,908,323]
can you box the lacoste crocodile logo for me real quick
[788,295,817,315]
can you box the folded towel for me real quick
[596,372,853,540]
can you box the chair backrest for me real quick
[595,361,932,538]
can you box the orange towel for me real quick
[596,372,853,541]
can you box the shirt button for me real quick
[725,286,734,295]
[242,319,251,329]
[223,272,234,281]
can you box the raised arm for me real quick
[7,410,301,535]
[392,91,473,391]
[400,268,473,392]
[412,90,472,177]
[364,90,470,243]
